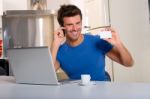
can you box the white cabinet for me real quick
[85,0,110,29]
[109,0,150,82]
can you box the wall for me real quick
[0,0,2,40]
[3,0,28,10]
[0,0,28,29]
[0,0,2,15]
[0,17,1,28]
[3,0,68,11]
[47,0,65,10]
[0,0,2,28]
[109,0,150,82]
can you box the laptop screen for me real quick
[7,47,60,85]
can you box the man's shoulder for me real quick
[59,42,67,49]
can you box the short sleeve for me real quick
[95,36,114,54]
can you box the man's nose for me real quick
[72,25,77,31]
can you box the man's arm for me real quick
[105,28,134,67]
[106,42,134,67]
[51,41,61,71]
[51,27,66,71]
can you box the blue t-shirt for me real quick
[57,34,113,81]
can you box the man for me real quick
[51,4,134,81]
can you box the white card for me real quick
[99,31,112,39]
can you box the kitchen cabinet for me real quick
[109,0,150,82]
[84,0,110,29]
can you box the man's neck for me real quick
[67,34,84,47]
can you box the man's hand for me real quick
[105,27,134,67]
[53,27,66,47]
[103,27,122,47]
[51,27,66,71]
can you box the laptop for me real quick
[7,47,79,85]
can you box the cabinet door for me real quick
[110,0,150,82]
[85,0,110,29]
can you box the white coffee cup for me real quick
[81,74,91,85]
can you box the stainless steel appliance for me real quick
[2,10,55,57]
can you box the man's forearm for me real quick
[51,41,60,70]
[116,42,134,67]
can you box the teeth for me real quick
[72,32,77,35]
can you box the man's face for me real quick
[63,15,82,41]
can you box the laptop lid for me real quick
[7,47,60,85]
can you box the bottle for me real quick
[30,0,47,10]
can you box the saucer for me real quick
[78,81,96,86]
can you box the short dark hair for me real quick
[57,4,82,26]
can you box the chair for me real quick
[105,71,111,81]
[0,59,9,75]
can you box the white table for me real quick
[0,76,150,99]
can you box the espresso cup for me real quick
[81,74,91,85]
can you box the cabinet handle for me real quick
[84,26,91,29]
